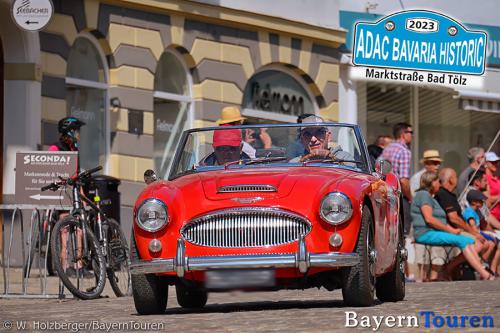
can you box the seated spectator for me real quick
[457,147,484,195]
[460,169,500,231]
[484,152,500,221]
[463,190,500,277]
[410,150,442,197]
[411,171,494,280]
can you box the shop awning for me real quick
[454,90,500,113]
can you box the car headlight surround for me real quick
[320,192,353,225]
[136,199,168,232]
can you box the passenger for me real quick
[199,128,250,166]
[411,171,495,280]
[216,106,272,157]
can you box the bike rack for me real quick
[0,204,72,299]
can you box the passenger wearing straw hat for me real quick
[216,106,271,158]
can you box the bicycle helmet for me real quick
[58,117,85,135]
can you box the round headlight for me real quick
[320,192,353,225]
[136,199,168,232]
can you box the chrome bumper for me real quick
[130,237,359,276]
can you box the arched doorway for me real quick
[66,36,109,170]
[153,50,193,178]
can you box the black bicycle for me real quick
[43,166,131,299]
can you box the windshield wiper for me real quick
[302,159,363,166]
[224,157,287,169]
[245,157,287,165]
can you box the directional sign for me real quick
[15,151,78,206]
[11,0,54,32]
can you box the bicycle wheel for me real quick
[51,216,106,300]
[106,219,132,297]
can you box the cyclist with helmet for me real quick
[48,117,91,278]
[49,117,85,152]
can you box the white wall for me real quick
[194,0,340,29]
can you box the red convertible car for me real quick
[130,122,406,314]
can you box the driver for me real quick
[200,128,250,166]
[289,115,353,163]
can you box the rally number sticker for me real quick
[405,18,438,33]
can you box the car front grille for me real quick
[217,185,277,193]
[181,208,311,248]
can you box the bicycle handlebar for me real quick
[41,165,103,191]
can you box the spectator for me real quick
[459,169,500,231]
[380,122,413,236]
[286,113,316,159]
[457,147,485,195]
[435,168,489,279]
[411,171,494,280]
[367,135,392,164]
[463,190,500,277]
[410,150,442,197]
[485,152,500,221]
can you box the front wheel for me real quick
[342,205,376,307]
[130,236,168,315]
[106,219,132,297]
[175,284,208,308]
[51,216,106,300]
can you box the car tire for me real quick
[130,236,168,315]
[342,205,375,307]
[175,283,208,308]
[376,204,405,302]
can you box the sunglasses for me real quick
[405,130,414,134]
[215,146,240,153]
[301,128,328,140]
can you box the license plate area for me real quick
[205,269,275,290]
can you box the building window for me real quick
[242,69,317,123]
[154,51,193,178]
[66,36,108,170]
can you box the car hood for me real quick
[176,167,355,201]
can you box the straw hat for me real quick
[216,106,246,125]
[420,149,443,163]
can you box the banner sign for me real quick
[15,151,78,206]
[352,10,487,75]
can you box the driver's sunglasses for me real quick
[301,128,328,140]
[215,146,239,153]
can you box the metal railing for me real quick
[0,204,72,299]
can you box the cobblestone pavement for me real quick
[1,278,499,333]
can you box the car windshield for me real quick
[170,123,368,179]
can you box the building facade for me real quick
[0,0,346,224]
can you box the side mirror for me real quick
[144,169,159,185]
[375,159,392,178]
